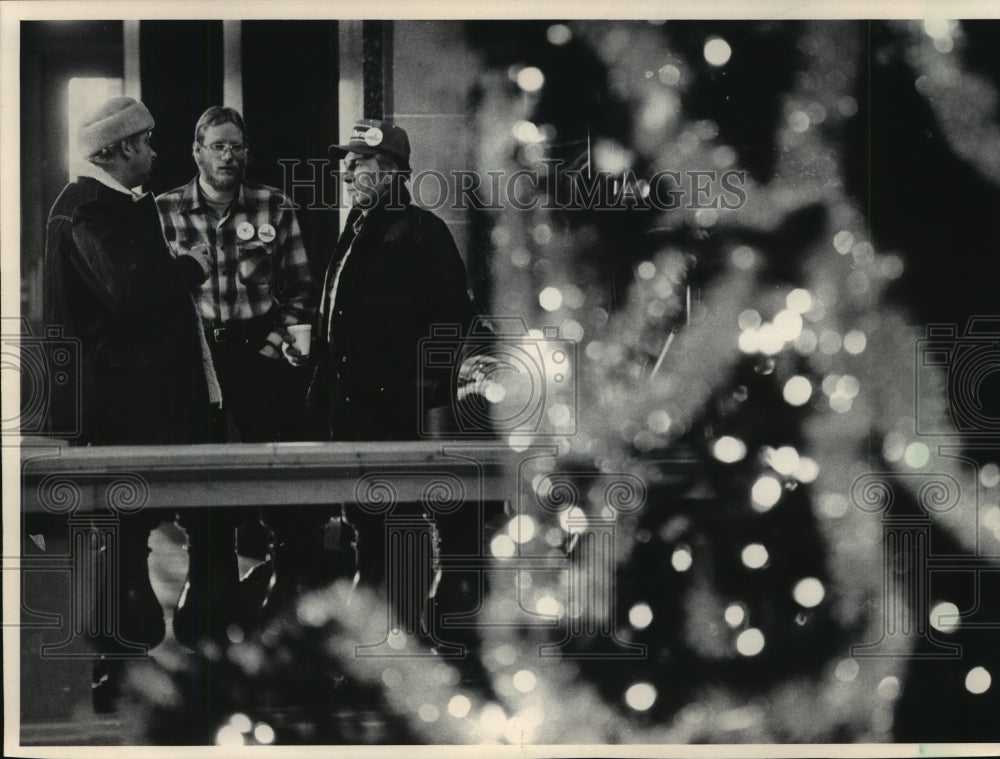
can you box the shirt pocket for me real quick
[237,241,274,285]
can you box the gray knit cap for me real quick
[77,96,154,156]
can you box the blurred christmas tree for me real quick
[129,19,1000,745]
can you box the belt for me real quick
[209,319,272,345]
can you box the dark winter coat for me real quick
[307,188,475,441]
[44,175,212,444]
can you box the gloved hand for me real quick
[176,243,211,276]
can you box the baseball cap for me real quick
[329,118,411,172]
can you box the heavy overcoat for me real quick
[45,176,211,444]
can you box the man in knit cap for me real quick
[47,95,216,443]
[44,96,216,709]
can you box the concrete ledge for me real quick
[19,440,703,513]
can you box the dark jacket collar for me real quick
[347,184,412,229]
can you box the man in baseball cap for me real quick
[328,117,411,172]
[284,117,478,647]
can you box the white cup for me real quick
[288,324,312,357]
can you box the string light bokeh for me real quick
[125,18,1000,745]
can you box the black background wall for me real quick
[139,21,224,197]
[20,21,124,329]
[242,20,339,279]
[21,19,340,322]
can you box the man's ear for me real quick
[119,138,135,160]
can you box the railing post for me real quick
[43,515,149,657]
[355,511,462,657]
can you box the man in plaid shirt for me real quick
[157,106,314,441]
[157,106,315,646]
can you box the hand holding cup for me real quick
[282,324,312,366]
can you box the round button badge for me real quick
[363,127,384,147]
[258,223,277,243]
[236,222,255,241]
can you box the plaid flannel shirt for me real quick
[156,178,314,354]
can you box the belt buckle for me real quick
[213,327,227,342]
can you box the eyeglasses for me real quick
[200,142,247,156]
